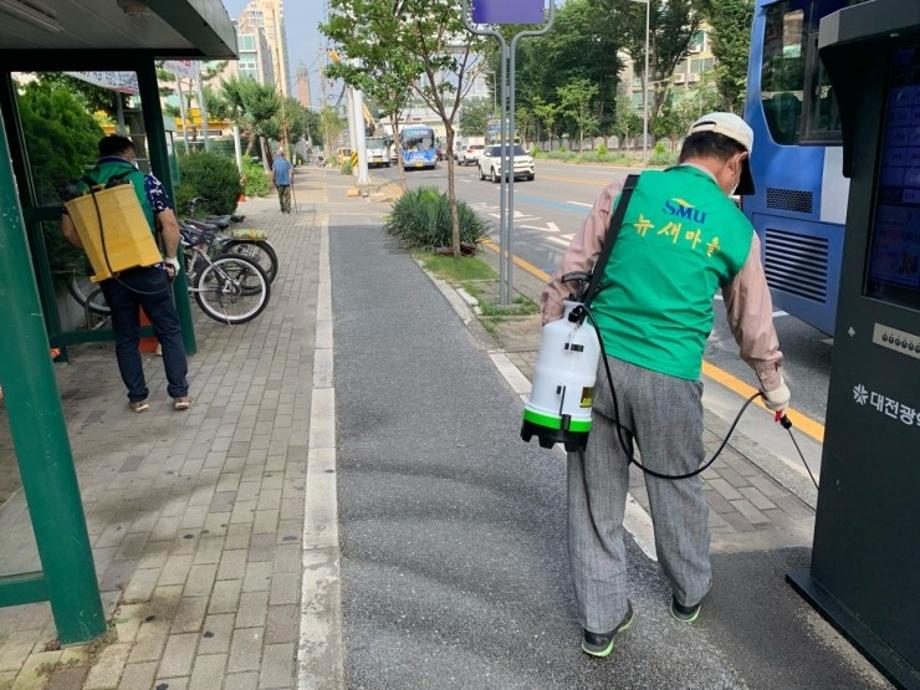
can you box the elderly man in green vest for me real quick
[61,135,191,414]
[542,113,790,658]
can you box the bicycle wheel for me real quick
[194,255,270,324]
[69,273,110,315]
[222,240,279,283]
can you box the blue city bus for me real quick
[744,0,868,334]
[400,126,438,170]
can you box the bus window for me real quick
[804,47,843,140]
[761,2,807,145]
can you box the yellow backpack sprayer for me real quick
[64,175,162,282]
[520,174,817,486]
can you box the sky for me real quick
[222,0,326,108]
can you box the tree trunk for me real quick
[445,126,461,258]
[390,113,407,190]
[244,129,256,156]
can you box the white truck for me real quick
[365,137,391,168]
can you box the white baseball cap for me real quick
[688,112,755,195]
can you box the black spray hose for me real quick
[578,304,819,489]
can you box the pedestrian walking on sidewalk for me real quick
[272,149,294,214]
[61,135,191,414]
[541,113,790,658]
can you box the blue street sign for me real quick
[472,0,544,24]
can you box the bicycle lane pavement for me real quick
[329,219,746,689]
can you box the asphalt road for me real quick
[329,219,886,689]
[376,160,832,426]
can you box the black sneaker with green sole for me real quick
[581,601,634,658]
[669,596,703,623]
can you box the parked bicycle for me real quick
[68,224,270,325]
[185,197,279,283]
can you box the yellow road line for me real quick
[482,240,826,443]
[483,239,552,282]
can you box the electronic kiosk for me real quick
[787,3,920,689]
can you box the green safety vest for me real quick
[79,159,157,234]
[591,165,753,381]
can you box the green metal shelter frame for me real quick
[0,2,236,645]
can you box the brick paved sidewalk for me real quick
[0,177,327,690]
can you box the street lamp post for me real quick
[629,0,651,164]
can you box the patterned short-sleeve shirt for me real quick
[144,174,172,214]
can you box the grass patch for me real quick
[414,251,497,282]
[477,294,539,317]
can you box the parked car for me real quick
[478,144,535,182]
[460,144,485,166]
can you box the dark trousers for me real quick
[100,266,189,402]
[277,184,292,213]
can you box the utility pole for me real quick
[175,77,191,153]
[195,62,210,151]
[352,85,370,187]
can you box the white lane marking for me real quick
[546,236,570,248]
[625,494,658,561]
[520,224,554,233]
[489,213,501,219]
[299,216,345,690]
[547,221,561,233]
[489,353,532,396]
[773,310,788,318]
[562,234,574,240]
[568,201,593,208]
[459,178,472,184]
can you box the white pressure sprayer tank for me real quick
[521,300,601,452]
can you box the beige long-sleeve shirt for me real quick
[540,177,784,391]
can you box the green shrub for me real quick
[341,160,353,175]
[598,142,608,157]
[242,159,271,197]
[649,142,677,166]
[174,183,198,218]
[385,186,489,250]
[17,80,101,285]
[177,151,242,215]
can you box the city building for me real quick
[236,24,275,86]
[295,63,312,108]
[619,24,717,113]
[238,0,290,96]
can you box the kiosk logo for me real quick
[852,383,919,427]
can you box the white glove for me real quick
[762,377,791,413]
[164,256,181,278]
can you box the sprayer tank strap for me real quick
[583,174,640,310]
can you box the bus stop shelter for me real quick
[0,0,236,645]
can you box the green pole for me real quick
[136,59,197,355]
[0,105,105,644]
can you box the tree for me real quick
[321,107,346,157]
[532,96,560,149]
[492,0,629,133]
[459,97,493,137]
[699,0,754,112]
[613,93,642,150]
[625,0,703,125]
[321,0,420,189]
[220,77,280,156]
[557,79,599,151]
[396,0,485,257]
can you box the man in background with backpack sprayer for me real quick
[61,135,191,414]
[542,113,790,658]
